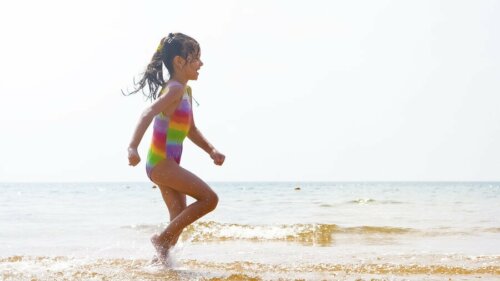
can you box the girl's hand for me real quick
[128,147,141,166]
[210,149,225,166]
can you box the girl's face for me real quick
[184,52,203,80]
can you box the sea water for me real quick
[1,182,499,280]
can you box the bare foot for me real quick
[151,234,170,265]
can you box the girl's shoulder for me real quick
[158,81,185,98]
[165,80,191,95]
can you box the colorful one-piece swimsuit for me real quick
[146,81,192,180]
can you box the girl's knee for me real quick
[210,191,219,210]
[203,190,218,212]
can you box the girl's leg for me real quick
[150,158,218,255]
[157,185,187,246]
[151,185,186,262]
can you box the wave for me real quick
[1,256,499,280]
[184,222,414,245]
[184,259,500,275]
[122,221,500,246]
[318,203,334,208]
[346,198,405,205]
[121,222,412,246]
[485,227,500,233]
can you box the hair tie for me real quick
[156,37,166,52]
[167,33,175,44]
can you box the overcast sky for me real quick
[0,0,499,182]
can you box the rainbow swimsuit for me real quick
[146,81,192,180]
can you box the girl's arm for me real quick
[188,122,225,166]
[188,122,215,155]
[127,85,185,166]
[187,95,225,166]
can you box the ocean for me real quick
[0,182,499,280]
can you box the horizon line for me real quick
[1,180,499,184]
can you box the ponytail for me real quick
[121,37,167,101]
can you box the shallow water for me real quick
[1,182,499,280]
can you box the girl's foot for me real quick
[151,234,170,265]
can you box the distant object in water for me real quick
[295,187,301,191]
[152,185,157,189]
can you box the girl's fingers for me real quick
[129,156,141,166]
[210,152,225,165]
[214,155,224,165]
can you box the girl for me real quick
[124,32,225,263]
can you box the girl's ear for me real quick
[173,56,186,70]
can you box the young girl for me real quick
[124,32,225,263]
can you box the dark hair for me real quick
[122,32,200,101]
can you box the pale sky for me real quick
[0,0,499,182]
